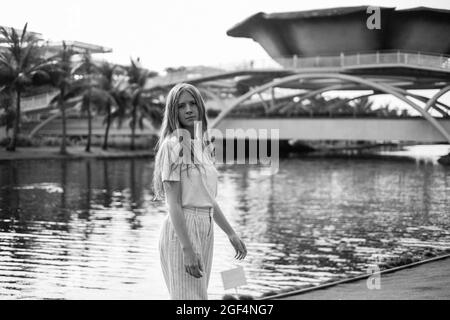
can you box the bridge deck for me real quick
[216,118,450,142]
[15,117,450,143]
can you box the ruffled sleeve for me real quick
[160,137,182,182]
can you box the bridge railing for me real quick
[145,50,449,89]
[278,50,450,70]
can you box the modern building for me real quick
[210,6,450,145]
[0,25,114,140]
[0,25,112,57]
[140,7,450,146]
[226,6,450,59]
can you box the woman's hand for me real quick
[228,234,247,260]
[182,248,204,278]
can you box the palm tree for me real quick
[96,62,116,150]
[94,62,131,150]
[71,52,99,152]
[126,59,158,150]
[350,96,375,117]
[50,47,126,153]
[0,23,54,151]
[50,57,130,152]
[78,62,137,151]
[375,102,399,117]
[47,42,78,155]
[0,90,15,139]
[109,81,131,147]
[144,97,164,131]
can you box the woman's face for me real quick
[177,91,200,128]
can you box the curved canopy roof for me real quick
[227,6,450,58]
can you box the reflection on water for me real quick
[0,148,449,299]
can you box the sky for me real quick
[1,0,450,73]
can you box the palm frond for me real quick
[18,44,36,71]
[20,23,28,45]
[30,69,51,85]
[110,109,126,129]
[49,92,61,105]
[0,56,14,72]
[0,26,14,44]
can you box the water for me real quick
[0,145,449,299]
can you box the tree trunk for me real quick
[102,102,111,150]
[59,87,68,155]
[85,160,92,215]
[60,160,67,209]
[6,90,20,152]
[130,104,137,151]
[85,94,92,153]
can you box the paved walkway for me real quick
[0,146,154,161]
[276,257,450,300]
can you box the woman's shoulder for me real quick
[160,135,183,159]
[161,135,181,148]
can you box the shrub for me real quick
[0,134,36,147]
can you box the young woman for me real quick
[152,83,247,300]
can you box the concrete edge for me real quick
[258,253,450,300]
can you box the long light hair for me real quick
[152,83,213,201]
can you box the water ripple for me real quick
[0,156,449,299]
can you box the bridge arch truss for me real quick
[210,72,450,143]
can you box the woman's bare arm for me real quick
[164,180,204,277]
[211,200,247,260]
[211,201,236,237]
[164,181,193,251]
[194,163,247,260]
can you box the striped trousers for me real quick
[159,206,214,300]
